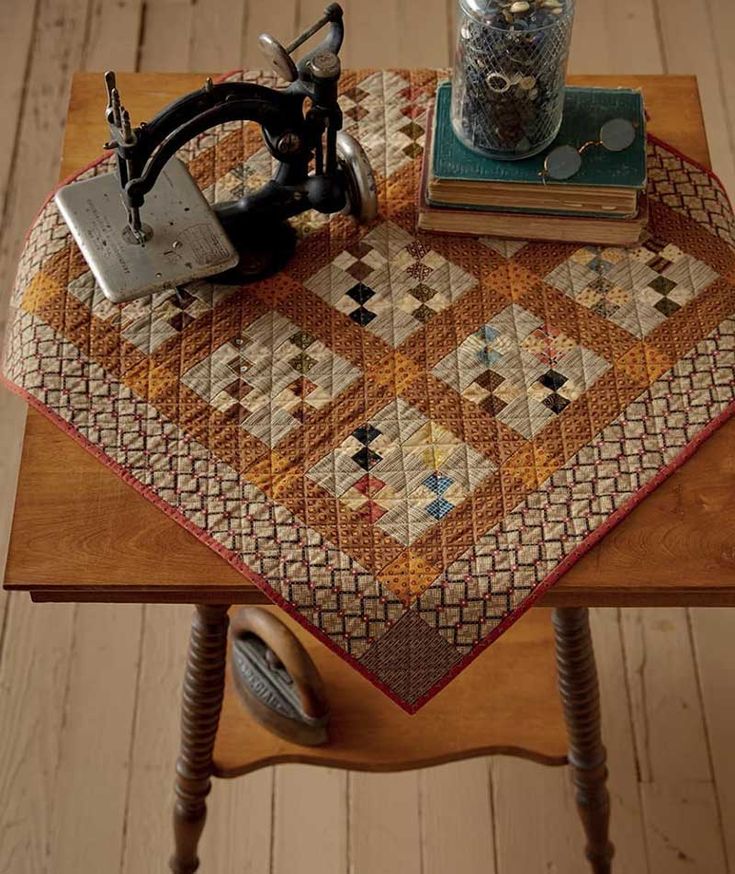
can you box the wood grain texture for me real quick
[420,760,497,874]
[585,609,649,870]
[655,0,735,197]
[641,781,729,874]
[82,0,143,71]
[200,769,274,874]
[621,608,729,873]
[11,16,148,870]
[272,766,347,874]
[0,393,25,651]
[0,0,89,318]
[707,0,735,188]
[122,604,194,874]
[568,15,735,873]
[492,755,592,873]
[18,404,735,605]
[689,607,735,869]
[138,2,195,72]
[189,0,246,70]
[0,6,141,874]
[569,0,662,75]
[0,600,75,874]
[0,0,37,226]
[350,771,422,874]
[337,0,402,67]
[213,607,567,775]
[47,605,143,874]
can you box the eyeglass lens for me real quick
[543,117,637,181]
[543,144,583,180]
[599,118,636,152]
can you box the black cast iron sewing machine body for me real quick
[55,3,377,303]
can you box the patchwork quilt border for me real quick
[3,368,734,713]
[4,68,735,713]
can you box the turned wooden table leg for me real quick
[552,607,615,874]
[170,604,230,874]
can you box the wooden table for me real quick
[4,73,735,874]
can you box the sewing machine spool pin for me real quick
[55,3,377,303]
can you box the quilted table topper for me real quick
[4,70,735,712]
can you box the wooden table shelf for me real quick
[213,607,568,778]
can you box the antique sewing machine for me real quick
[55,2,377,304]
[54,5,380,742]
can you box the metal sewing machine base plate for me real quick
[55,158,238,303]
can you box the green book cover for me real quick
[432,81,646,190]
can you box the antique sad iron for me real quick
[54,3,377,303]
[231,608,330,746]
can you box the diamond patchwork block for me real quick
[304,220,477,345]
[432,303,611,438]
[306,397,496,545]
[545,240,718,336]
[182,310,361,445]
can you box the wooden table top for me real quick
[4,72,735,607]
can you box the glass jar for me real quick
[451,0,575,160]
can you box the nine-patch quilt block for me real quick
[3,69,735,712]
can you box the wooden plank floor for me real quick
[1,2,734,872]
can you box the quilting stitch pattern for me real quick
[2,69,735,711]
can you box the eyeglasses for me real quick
[541,118,637,181]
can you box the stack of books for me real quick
[419,82,648,246]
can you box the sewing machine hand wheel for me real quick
[231,607,330,746]
[337,132,378,223]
